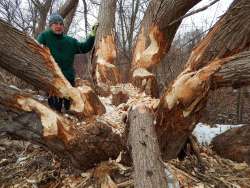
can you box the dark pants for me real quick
[48,79,75,112]
[48,97,71,112]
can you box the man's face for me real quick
[50,22,64,35]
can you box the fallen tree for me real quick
[211,125,250,164]
[0,0,250,173]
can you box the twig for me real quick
[168,0,221,26]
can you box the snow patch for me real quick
[193,123,243,145]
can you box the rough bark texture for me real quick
[59,0,79,18]
[93,0,121,87]
[63,0,79,34]
[128,104,167,188]
[155,0,250,160]
[212,51,250,89]
[131,0,201,96]
[0,83,122,170]
[211,125,250,164]
[0,19,104,115]
[186,0,250,70]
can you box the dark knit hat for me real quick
[49,13,63,25]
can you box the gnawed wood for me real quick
[0,19,88,114]
[155,0,250,160]
[130,0,201,95]
[128,104,167,188]
[186,0,250,70]
[75,79,106,118]
[95,37,121,85]
[93,0,121,88]
[211,125,250,164]
[131,0,201,70]
[132,68,159,98]
[0,83,122,170]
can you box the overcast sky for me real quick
[181,0,233,30]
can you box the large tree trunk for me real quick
[0,19,105,116]
[211,125,250,164]
[156,0,250,160]
[131,0,201,97]
[128,104,167,188]
[0,82,122,170]
[92,0,121,91]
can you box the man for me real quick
[37,13,98,112]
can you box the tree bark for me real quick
[128,104,167,188]
[63,0,79,34]
[130,0,201,96]
[33,0,53,37]
[92,0,121,89]
[59,0,79,18]
[211,125,250,164]
[0,19,105,116]
[155,0,250,160]
[0,82,122,170]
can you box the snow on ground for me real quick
[193,123,243,145]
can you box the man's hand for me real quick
[90,23,99,36]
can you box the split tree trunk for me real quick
[155,0,250,160]
[0,19,105,117]
[128,104,167,188]
[92,0,121,91]
[131,0,201,97]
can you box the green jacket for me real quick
[37,29,95,84]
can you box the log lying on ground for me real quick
[130,0,201,95]
[92,0,121,89]
[155,0,250,160]
[0,82,122,170]
[128,104,167,188]
[0,19,104,115]
[211,125,250,164]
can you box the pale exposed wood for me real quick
[0,19,102,115]
[155,0,250,160]
[186,0,250,70]
[92,0,121,87]
[131,0,201,70]
[0,82,122,170]
[130,0,201,96]
[132,68,159,98]
[128,104,167,188]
